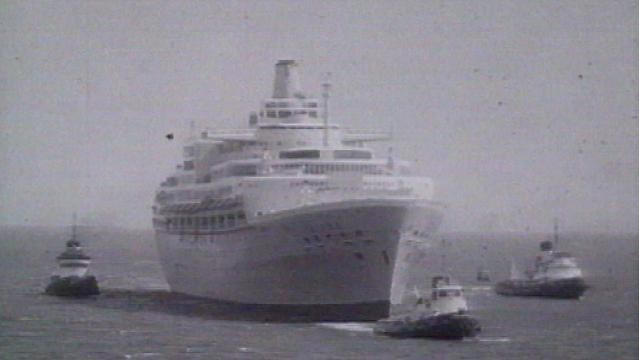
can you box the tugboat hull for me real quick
[45,275,100,297]
[374,314,481,340]
[495,277,587,299]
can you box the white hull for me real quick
[155,199,442,306]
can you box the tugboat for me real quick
[45,217,99,297]
[495,220,587,299]
[374,276,481,340]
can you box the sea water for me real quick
[0,226,637,359]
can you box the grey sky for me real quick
[1,0,637,233]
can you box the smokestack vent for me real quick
[273,60,303,98]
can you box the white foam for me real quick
[317,322,374,333]
[124,353,162,359]
[477,337,512,343]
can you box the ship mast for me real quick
[322,73,332,147]
[553,217,559,246]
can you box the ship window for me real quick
[218,216,225,228]
[279,150,320,159]
[277,102,288,107]
[334,150,372,160]
[438,290,448,297]
[265,102,277,108]
[305,102,318,108]
[210,217,216,229]
[230,164,257,176]
[278,110,291,118]
[266,111,277,118]
[309,111,317,118]
[202,217,209,227]
[227,214,236,227]
[186,218,192,227]
[294,110,307,115]
[184,161,194,170]
[453,290,461,297]
[237,212,246,220]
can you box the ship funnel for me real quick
[273,60,303,98]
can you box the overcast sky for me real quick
[1,0,637,233]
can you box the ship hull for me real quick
[155,199,442,320]
[495,277,588,299]
[374,313,481,340]
[45,275,100,297]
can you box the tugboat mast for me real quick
[72,213,77,242]
[440,238,447,273]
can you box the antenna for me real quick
[553,217,559,246]
[321,72,332,147]
[72,213,77,241]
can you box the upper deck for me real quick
[156,60,435,211]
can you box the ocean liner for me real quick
[152,60,443,320]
